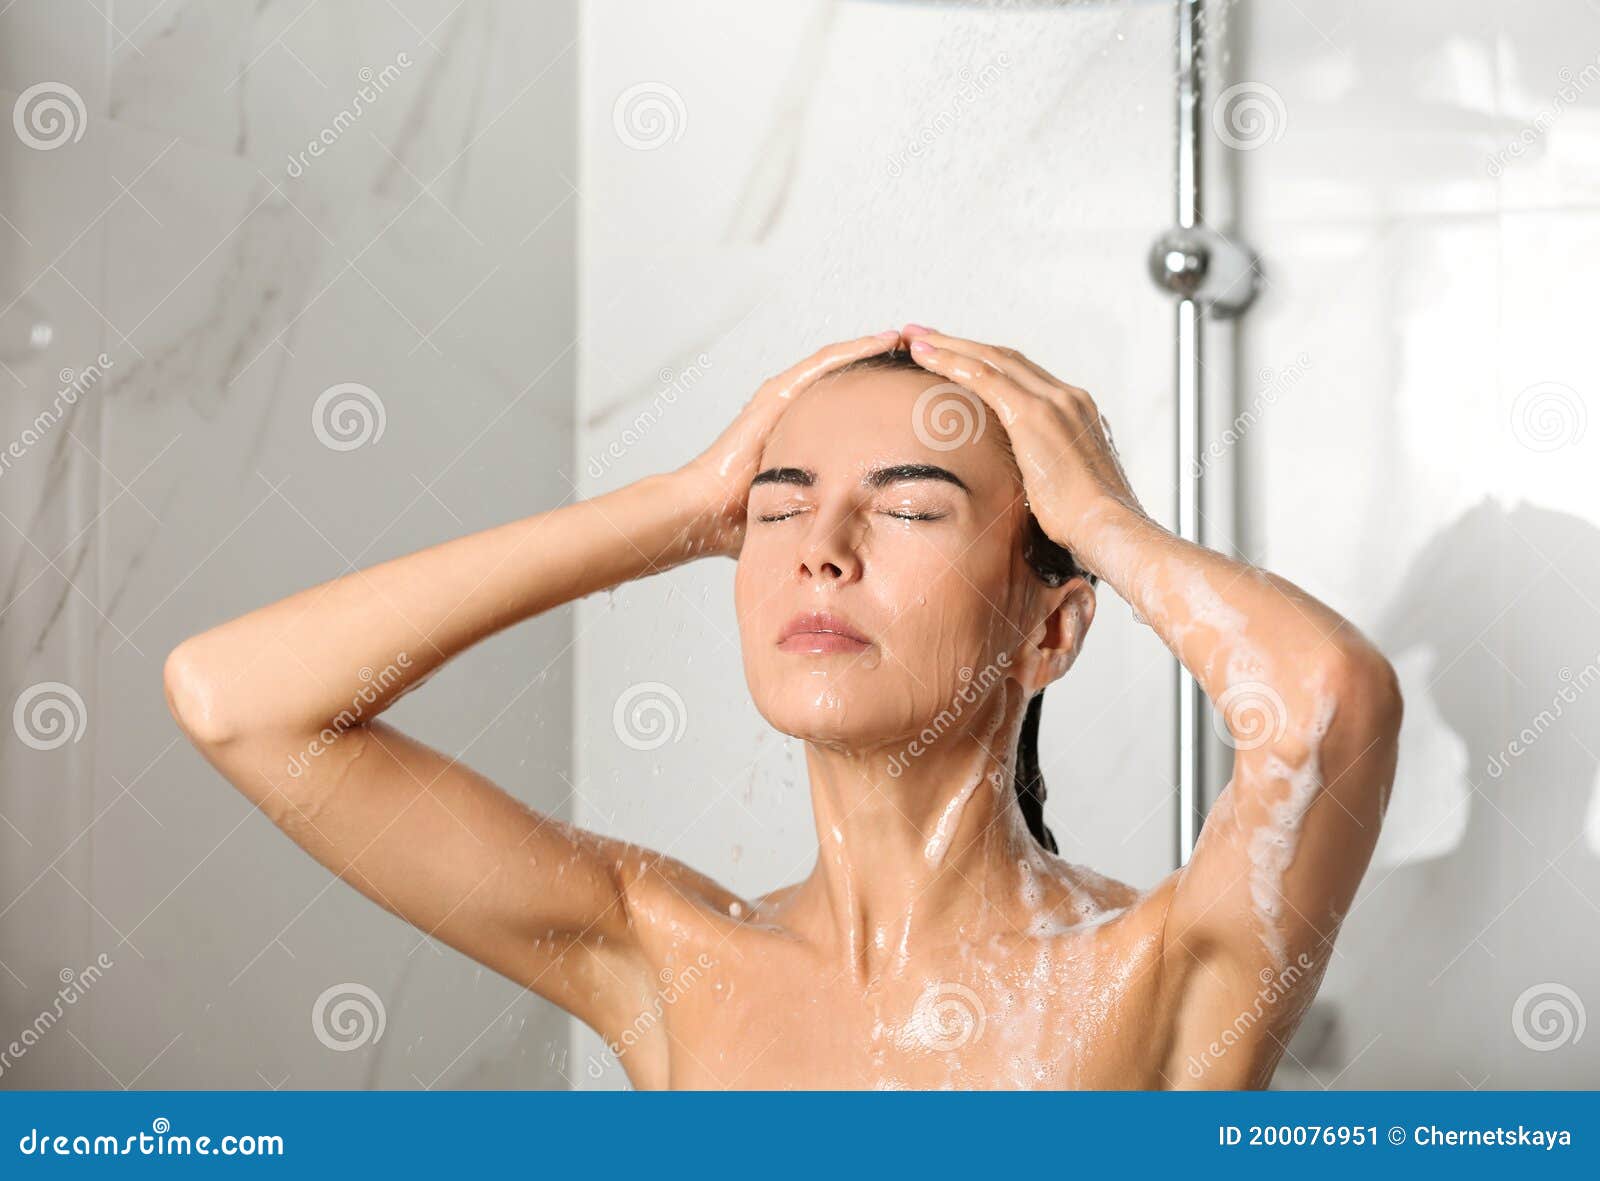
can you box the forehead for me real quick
[761,367,1013,483]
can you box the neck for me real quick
[793,678,1041,984]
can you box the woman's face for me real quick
[733,365,1045,750]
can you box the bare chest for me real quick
[617,920,1170,1090]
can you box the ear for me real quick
[1016,577,1097,695]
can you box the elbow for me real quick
[163,639,237,748]
[1320,643,1404,744]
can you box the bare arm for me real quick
[163,472,721,1031]
[902,329,1402,1081]
[1077,499,1401,1086]
[163,332,901,1038]
[1070,499,1401,967]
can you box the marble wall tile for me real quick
[0,0,111,1088]
[2,0,581,1088]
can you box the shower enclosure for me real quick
[1,0,1595,1091]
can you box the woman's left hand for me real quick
[902,326,1145,554]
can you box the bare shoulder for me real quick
[1061,859,1146,915]
[611,847,800,986]
[617,845,747,924]
[1024,851,1161,933]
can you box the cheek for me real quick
[880,586,1010,683]
[733,544,781,634]
[734,553,784,696]
[877,557,1021,697]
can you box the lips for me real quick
[778,610,871,654]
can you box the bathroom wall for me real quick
[572,0,1179,1087]
[1,1,579,1088]
[572,0,1600,1090]
[4,0,1590,1094]
[1228,0,1600,1086]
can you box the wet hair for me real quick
[829,350,1098,854]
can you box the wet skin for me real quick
[165,329,1402,1089]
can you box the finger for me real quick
[913,330,1080,404]
[1096,411,1132,481]
[718,331,901,479]
[760,330,902,402]
[906,338,1035,431]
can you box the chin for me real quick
[763,670,999,764]
[748,675,907,752]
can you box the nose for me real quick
[798,508,863,584]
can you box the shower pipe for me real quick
[867,0,1260,866]
[1147,0,1260,865]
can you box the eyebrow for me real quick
[866,463,972,493]
[749,466,812,489]
[750,463,971,494]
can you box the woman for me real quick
[164,326,1402,1089]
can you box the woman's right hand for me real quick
[673,330,903,558]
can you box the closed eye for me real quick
[755,508,804,523]
[757,507,947,523]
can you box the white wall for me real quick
[574,0,1600,1090]
[1233,0,1600,1087]
[573,0,1179,1088]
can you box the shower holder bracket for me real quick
[1146,224,1262,320]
